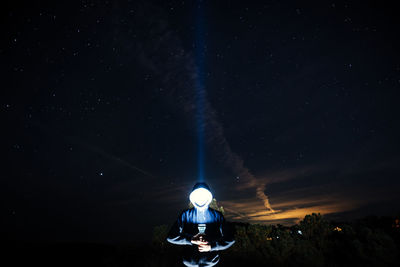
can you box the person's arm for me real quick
[166,212,193,246]
[209,217,235,251]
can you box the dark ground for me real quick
[6,214,400,267]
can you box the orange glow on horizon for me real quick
[221,194,362,225]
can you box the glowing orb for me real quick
[190,187,213,208]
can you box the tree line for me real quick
[152,213,400,266]
[7,213,400,266]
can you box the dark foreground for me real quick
[6,214,400,267]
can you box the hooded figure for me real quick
[167,182,235,267]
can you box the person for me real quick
[167,182,235,267]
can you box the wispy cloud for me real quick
[219,159,400,224]
[109,3,400,224]
[132,2,276,214]
[221,193,360,225]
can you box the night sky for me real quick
[2,0,400,243]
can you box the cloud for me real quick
[219,159,400,224]
[220,190,360,225]
[110,3,400,224]
[130,2,276,213]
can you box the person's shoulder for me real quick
[180,208,195,218]
[181,207,195,213]
[208,208,224,221]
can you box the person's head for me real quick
[189,182,213,210]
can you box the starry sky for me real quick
[2,0,400,243]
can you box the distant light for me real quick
[297,230,302,235]
[99,172,103,176]
[333,226,342,232]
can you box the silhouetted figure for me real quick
[167,182,235,267]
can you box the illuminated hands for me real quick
[198,242,211,252]
[191,234,211,252]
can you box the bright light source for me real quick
[297,230,302,235]
[198,223,206,234]
[190,187,213,208]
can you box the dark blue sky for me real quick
[2,0,400,243]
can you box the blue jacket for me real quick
[167,207,235,266]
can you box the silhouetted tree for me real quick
[151,213,400,267]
